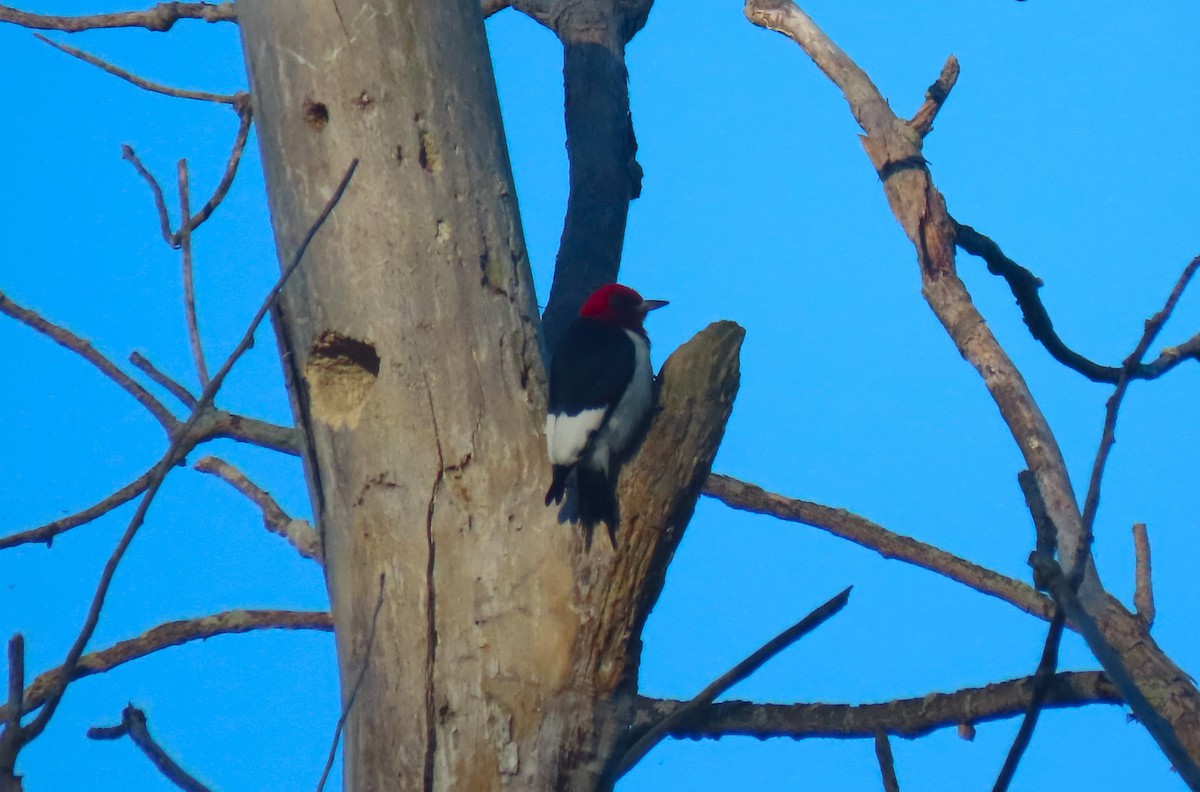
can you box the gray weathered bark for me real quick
[238,2,738,788]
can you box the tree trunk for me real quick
[239,1,579,787]
[238,2,740,789]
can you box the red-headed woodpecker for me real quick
[544,283,668,542]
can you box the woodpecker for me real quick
[544,283,668,543]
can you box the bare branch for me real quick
[0,2,236,33]
[1,411,298,552]
[617,587,851,777]
[180,101,254,240]
[1077,254,1200,574]
[315,574,385,792]
[0,291,176,431]
[122,145,177,248]
[2,610,331,723]
[176,159,210,387]
[18,160,358,751]
[1133,523,1155,628]
[743,0,1200,771]
[88,705,212,792]
[0,465,154,551]
[704,474,1054,621]
[129,351,199,409]
[34,34,241,104]
[908,54,958,137]
[874,731,900,792]
[204,411,302,455]
[194,456,321,563]
[634,671,1121,741]
[955,221,1200,384]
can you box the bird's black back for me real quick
[547,318,637,416]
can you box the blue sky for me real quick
[3,1,1199,790]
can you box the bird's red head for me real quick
[579,284,668,331]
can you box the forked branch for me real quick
[88,705,213,792]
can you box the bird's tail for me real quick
[576,467,618,547]
[545,464,572,506]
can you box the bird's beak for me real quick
[639,299,669,313]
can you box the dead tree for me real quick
[1,1,1197,790]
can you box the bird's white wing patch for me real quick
[546,408,606,466]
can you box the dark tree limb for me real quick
[992,610,1065,792]
[1,610,332,724]
[954,221,1200,384]
[704,474,1054,622]
[88,705,213,792]
[633,671,1121,741]
[874,731,900,792]
[0,636,25,790]
[194,456,321,563]
[617,587,850,777]
[509,0,655,352]
[0,2,235,32]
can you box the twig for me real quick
[0,290,176,431]
[180,101,253,240]
[122,145,177,248]
[633,670,1120,741]
[955,222,1200,384]
[1,464,156,551]
[874,731,900,792]
[1,412,299,552]
[0,2,236,32]
[2,610,332,723]
[992,609,1065,792]
[0,635,24,781]
[88,705,212,792]
[130,351,199,409]
[616,586,852,777]
[316,574,385,792]
[1132,523,1155,627]
[177,159,210,387]
[1077,254,1200,576]
[907,54,958,137]
[18,159,358,751]
[193,456,321,563]
[704,474,1054,621]
[34,33,240,104]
